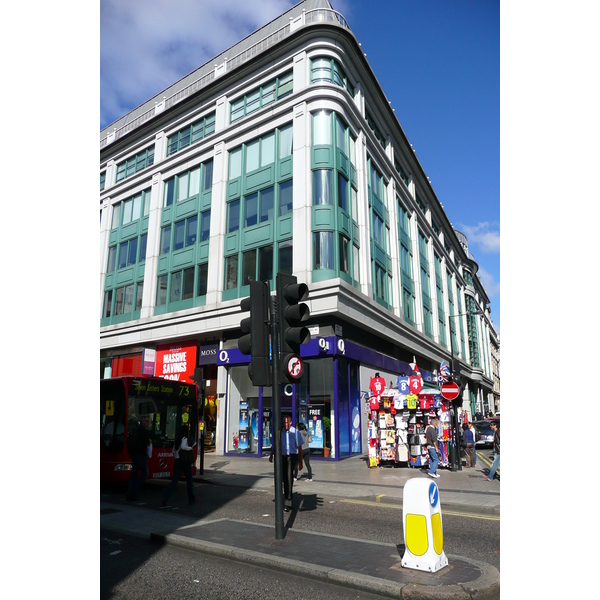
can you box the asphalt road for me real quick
[101,475,500,589]
[101,528,396,600]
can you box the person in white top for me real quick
[161,424,196,506]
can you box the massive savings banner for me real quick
[155,343,197,383]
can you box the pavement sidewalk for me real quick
[101,452,500,599]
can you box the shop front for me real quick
[217,336,444,461]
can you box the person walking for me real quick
[161,424,196,506]
[126,415,151,501]
[484,421,500,481]
[462,421,475,468]
[270,415,303,512]
[426,418,440,478]
[294,423,313,481]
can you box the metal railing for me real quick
[100,8,350,149]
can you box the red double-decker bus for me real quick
[100,376,198,483]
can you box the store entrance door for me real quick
[337,359,361,457]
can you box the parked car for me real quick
[472,420,496,448]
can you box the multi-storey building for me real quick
[100,0,499,459]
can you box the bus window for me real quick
[101,380,126,451]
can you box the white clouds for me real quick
[458,222,500,254]
[476,265,500,298]
[100,0,295,129]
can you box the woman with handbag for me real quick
[294,423,313,481]
[161,424,196,506]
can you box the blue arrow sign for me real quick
[429,482,439,508]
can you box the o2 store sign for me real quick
[155,343,197,383]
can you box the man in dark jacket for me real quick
[126,415,151,501]
[484,421,500,481]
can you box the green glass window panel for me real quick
[332,61,344,87]
[170,271,182,303]
[164,179,175,207]
[135,281,144,311]
[279,125,293,159]
[227,199,240,233]
[103,290,113,319]
[200,211,210,242]
[167,135,178,156]
[261,133,275,167]
[189,167,201,197]
[173,220,185,251]
[277,71,293,97]
[160,226,171,255]
[225,255,238,290]
[191,121,204,144]
[111,204,120,229]
[313,170,332,205]
[231,97,245,123]
[181,126,192,149]
[245,192,258,227]
[372,212,384,247]
[258,245,273,282]
[156,275,168,306]
[336,115,347,154]
[246,89,260,115]
[246,139,260,173]
[114,287,124,316]
[242,249,256,285]
[311,57,331,83]
[279,180,293,216]
[312,110,331,145]
[182,267,195,300]
[118,241,128,269]
[177,173,189,202]
[229,148,242,179]
[260,187,274,222]
[107,246,116,273]
[353,245,360,282]
[374,264,386,301]
[401,244,411,276]
[127,238,138,266]
[314,231,333,270]
[100,171,106,191]
[186,215,198,246]
[262,81,276,106]
[197,263,208,296]
[123,284,134,314]
[339,234,350,274]
[204,160,213,191]
[204,113,215,136]
[279,240,293,274]
[338,173,348,212]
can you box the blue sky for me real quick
[101,0,500,333]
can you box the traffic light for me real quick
[451,358,461,387]
[238,280,272,386]
[190,367,205,399]
[276,273,310,382]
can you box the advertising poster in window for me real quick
[308,404,324,449]
[155,343,197,383]
[239,402,249,429]
[262,408,273,449]
[238,429,248,450]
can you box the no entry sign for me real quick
[440,381,460,401]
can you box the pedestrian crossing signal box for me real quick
[401,477,448,573]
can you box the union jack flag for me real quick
[439,360,450,382]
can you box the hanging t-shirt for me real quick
[370,395,380,410]
[370,376,386,397]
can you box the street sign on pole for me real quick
[440,381,460,401]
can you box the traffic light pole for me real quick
[270,294,284,540]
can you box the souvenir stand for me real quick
[365,368,453,469]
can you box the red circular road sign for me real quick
[440,381,460,400]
